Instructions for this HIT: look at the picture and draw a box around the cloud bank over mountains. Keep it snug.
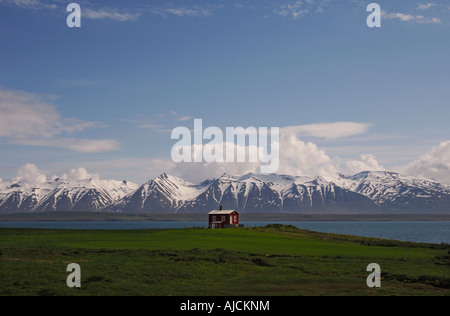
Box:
[4,137,450,187]
[401,141,450,185]
[1,87,448,185]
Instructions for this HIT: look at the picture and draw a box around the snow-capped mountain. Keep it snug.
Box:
[0,177,138,213]
[1,171,450,214]
[105,171,450,214]
[333,171,450,213]
[106,173,210,213]
[168,173,380,213]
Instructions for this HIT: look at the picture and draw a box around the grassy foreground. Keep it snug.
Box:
[0,225,449,296]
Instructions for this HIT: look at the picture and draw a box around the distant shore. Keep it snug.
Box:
[0,212,450,222]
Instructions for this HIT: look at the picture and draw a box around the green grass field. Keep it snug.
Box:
[0,225,449,296]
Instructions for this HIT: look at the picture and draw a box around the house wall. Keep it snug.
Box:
[230,212,239,225]
[209,212,239,228]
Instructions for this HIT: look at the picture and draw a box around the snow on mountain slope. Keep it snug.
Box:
[2,171,450,214]
[0,177,138,213]
[334,171,450,213]
[0,181,55,213]
[107,172,381,214]
[106,173,210,213]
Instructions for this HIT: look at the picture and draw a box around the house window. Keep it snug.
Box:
[234,215,237,223]
[213,216,216,221]
[221,216,225,221]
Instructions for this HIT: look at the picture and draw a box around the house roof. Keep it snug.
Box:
[209,210,238,215]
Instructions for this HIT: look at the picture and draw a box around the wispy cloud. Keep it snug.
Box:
[137,124,164,129]
[13,137,120,153]
[417,3,437,11]
[0,0,57,10]
[0,87,119,153]
[274,1,309,19]
[165,7,211,17]
[273,0,333,19]
[149,4,224,18]
[0,0,142,22]
[83,8,141,22]
[0,0,225,22]
[282,122,371,140]
[176,116,192,122]
[382,10,441,24]
[122,111,193,133]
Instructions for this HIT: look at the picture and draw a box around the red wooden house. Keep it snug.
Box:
[208,207,239,229]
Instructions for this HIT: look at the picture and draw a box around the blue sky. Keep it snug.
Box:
[1,0,450,184]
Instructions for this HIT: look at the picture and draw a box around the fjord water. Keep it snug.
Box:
[0,220,448,244]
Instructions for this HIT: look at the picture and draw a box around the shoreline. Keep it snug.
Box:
[1,212,450,222]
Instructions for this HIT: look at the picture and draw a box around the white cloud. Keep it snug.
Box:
[0,0,141,22]
[277,130,338,177]
[0,0,57,10]
[137,124,164,130]
[123,112,195,133]
[43,138,450,186]
[273,0,334,19]
[57,138,120,153]
[0,87,119,153]
[401,141,450,184]
[0,88,63,139]
[282,122,370,140]
[165,7,211,17]
[13,163,47,185]
[61,167,98,181]
[275,1,309,19]
[150,4,224,18]
[176,116,192,122]
[132,138,450,185]
[165,122,373,182]
[382,10,441,24]
[345,154,385,175]
[65,157,177,184]
[0,88,87,138]
[169,126,338,181]
[83,8,141,22]
[10,138,120,153]
[168,141,260,182]
[417,3,437,10]
[173,161,258,183]
[11,164,101,184]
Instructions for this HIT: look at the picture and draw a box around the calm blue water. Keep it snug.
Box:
[0,220,449,244]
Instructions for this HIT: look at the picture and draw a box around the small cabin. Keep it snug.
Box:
[208,207,239,229]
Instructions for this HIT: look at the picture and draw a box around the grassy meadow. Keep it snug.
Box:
[0,224,449,296]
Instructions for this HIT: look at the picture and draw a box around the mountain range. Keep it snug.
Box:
[1,171,450,214]
[0,177,138,213]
